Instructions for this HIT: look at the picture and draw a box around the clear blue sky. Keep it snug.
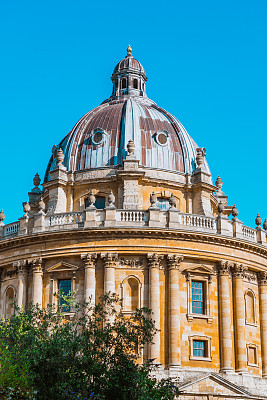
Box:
[0,0,266,227]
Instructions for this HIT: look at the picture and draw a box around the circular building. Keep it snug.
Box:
[1,46,267,399]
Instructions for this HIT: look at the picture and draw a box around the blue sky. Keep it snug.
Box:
[0,0,266,226]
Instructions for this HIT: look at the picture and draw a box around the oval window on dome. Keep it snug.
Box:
[91,129,106,145]
[155,130,169,146]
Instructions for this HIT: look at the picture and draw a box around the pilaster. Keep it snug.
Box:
[13,260,27,308]
[258,271,267,377]
[81,253,97,305]
[101,253,118,294]
[147,253,163,364]
[31,258,43,306]
[233,263,248,374]
[218,260,235,373]
[167,254,183,370]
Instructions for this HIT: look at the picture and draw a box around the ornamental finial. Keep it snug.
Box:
[127,44,132,57]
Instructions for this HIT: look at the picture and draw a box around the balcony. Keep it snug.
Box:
[0,208,265,246]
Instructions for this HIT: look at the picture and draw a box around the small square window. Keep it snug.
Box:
[192,281,204,314]
[58,279,71,311]
[193,340,206,357]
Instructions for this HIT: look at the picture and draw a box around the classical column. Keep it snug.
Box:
[14,261,27,308]
[233,263,247,374]
[81,253,97,306]
[32,258,43,306]
[218,261,234,373]
[147,253,163,363]
[258,272,267,377]
[167,254,183,369]
[101,253,118,294]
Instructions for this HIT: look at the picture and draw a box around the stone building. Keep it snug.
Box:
[1,45,267,399]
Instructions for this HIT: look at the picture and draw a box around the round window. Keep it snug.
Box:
[91,129,106,145]
[155,130,169,146]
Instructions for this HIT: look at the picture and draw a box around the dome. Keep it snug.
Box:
[45,47,211,182]
[113,45,146,76]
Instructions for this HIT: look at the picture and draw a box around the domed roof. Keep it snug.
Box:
[113,45,145,76]
[44,47,211,182]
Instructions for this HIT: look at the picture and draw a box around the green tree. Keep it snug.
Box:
[0,293,179,400]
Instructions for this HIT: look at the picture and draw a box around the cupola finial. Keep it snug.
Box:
[127,44,132,57]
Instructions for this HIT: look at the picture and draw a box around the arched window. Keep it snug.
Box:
[245,289,256,324]
[133,79,138,89]
[121,276,141,312]
[121,78,127,89]
[5,286,16,319]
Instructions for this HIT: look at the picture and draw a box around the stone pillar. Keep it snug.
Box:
[233,264,247,374]
[81,253,97,306]
[167,254,183,369]
[147,253,163,363]
[14,260,27,308]
[218,261,234,373]
[32,258,43,306]
[258,272,267,377]
[101,253,118,295]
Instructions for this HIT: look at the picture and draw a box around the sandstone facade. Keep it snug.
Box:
[1,47,267,399]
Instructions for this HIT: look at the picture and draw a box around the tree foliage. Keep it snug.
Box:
[0,293,179,400]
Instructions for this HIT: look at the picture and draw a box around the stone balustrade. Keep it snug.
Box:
[0,209,265,245]
[3,221,20,237]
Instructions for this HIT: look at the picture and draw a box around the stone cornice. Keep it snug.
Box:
[1,227,267,265]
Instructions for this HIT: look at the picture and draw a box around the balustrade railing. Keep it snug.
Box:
[0,209,265,246]
[46,212,83,227]
[179,213,216,230]
[117,210,147,223]
[242,225,257,241]
[3,221,20,237]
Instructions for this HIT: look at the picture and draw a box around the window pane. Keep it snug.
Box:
[95,196,105,209]
[193,340,205,357]
[58,279,71,311]
[156,198,170,210]
[192,281,204,314]
[85,196,106,209]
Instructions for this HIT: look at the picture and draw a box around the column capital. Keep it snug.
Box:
[147,253,163,269]
[232,263,247,278]
[258,271,267,286]
[218,260,232,276]
[101,252,118,267]
[13,260,27,275]
[31,258,43,274]
[167,254,183,270]
[81,253,97,269]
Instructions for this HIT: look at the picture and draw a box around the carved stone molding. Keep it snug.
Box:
[119,257,144,269]
[101,252,118,268]
[243,270,257,283]
[3,268,17,279]
[258,271,267,286]
[13,260,27,275]
[232,263,247,279]
[81,253,97,269]
[167,254,183,270]
[218,260,232,276]
[31,258,43,274]
[147,253,163,269]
